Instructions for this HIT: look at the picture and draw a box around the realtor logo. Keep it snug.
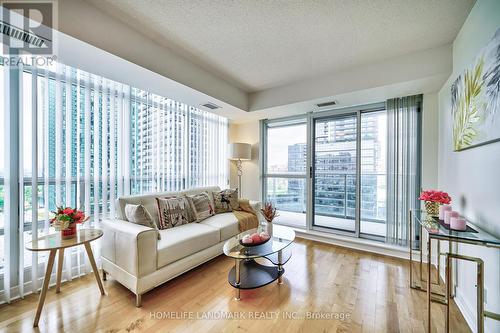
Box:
[0,0,56,55]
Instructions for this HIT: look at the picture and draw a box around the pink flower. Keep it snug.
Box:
[418,190,451,204]
[63,207,75,215]
[73,211,84,222]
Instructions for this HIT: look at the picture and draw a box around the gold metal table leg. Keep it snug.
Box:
[427,237,432,333]
[420,223,424,283]
[445,253,484,333]
[436,240,440,285]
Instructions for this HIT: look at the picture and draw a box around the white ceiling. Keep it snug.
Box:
[88,0,474,93]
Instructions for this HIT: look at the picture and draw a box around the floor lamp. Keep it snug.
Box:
[228,143,251,198]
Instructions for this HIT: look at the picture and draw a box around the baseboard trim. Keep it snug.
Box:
[455,288,477,333]
[294,229,410,259]
[0,263,89,305]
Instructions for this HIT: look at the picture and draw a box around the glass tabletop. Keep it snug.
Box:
[413,210,500,247]
[223,224,295,259]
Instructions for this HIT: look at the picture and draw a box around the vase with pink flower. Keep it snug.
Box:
[50,206,89,239]
[418,190,451,217]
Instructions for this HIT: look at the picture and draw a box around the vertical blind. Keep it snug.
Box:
[0,61,229,303]
[129,90,228,193]
[386,95,422,246]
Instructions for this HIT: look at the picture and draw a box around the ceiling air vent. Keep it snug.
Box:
[202,102,220,110]
[316,100,337,108]
[0,20,48,47]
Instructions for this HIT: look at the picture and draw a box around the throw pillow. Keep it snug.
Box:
[212,188,239,213]
[186,192,215,222]
[124,204,161,240]
[156,197,191,229]
[181,195,197,223]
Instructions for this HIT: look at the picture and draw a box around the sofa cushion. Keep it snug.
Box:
[199,213,239,241]
[157,223,220,268]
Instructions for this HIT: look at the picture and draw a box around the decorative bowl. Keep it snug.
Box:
[239,237,271,247]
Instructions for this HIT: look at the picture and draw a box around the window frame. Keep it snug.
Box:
[261,102,397,242]
[261,116,309,228]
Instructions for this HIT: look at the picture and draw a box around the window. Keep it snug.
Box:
[263,119,307,228]
[360,111,387,237]
[130,93,228,194]
[262,103,419,244]
[0,61,228,301]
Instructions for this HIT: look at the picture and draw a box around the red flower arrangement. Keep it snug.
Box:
[50,206,89,231]
[418,190,451,205]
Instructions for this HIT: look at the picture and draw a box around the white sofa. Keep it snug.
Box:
[101,186,261,306]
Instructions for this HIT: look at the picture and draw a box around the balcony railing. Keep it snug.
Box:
[266,173,386,224]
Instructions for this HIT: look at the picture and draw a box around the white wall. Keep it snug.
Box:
[437,0,500,331]
[228,122,261,201]
[422,93,440,190]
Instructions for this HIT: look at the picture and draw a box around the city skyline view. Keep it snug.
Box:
[265,111,387,237]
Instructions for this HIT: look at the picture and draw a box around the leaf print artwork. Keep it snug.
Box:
[451,28,500,151]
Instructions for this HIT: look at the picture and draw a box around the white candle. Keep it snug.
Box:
[444,210,459,225]
[439,205,452,220]
[450,217,466,231]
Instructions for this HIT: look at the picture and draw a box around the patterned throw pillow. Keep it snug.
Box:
[156,197,192,229]
[182,195,198,222]
[124,204,161,239]
[212,189,239,213]
[186,192,215,222]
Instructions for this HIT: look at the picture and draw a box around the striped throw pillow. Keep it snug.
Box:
[186,192,215,222]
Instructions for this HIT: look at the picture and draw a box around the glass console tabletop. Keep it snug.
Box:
[413,210,500,247]
[223,224,295,259]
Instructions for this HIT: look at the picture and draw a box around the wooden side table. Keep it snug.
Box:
[25,229,105,327]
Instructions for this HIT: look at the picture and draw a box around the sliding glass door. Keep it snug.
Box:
[262,99,421,244]
[262,105,389,240]
[311,110,387,238]
[263,118,307,228]
[360,111,387,238]
[312,113,358,233]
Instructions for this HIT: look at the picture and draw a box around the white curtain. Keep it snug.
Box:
[386,95,422,246]
[0,61,229,303]
[0,63,129,303]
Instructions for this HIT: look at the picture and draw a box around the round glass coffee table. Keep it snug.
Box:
[223,224,295,300]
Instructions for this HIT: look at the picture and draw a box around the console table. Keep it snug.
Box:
[409,209,500,333]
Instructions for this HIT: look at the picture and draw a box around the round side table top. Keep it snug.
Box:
[25,229,103,252]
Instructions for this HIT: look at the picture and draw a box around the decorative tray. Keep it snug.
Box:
[433,217,477,233]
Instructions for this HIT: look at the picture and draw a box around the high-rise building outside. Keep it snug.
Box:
[272,114,386,223]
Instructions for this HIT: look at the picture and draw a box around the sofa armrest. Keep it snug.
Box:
[101,219,157,277]
[248,200,261,213]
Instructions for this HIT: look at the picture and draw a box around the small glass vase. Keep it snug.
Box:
[424,201,440,217]
[61,223,77,239]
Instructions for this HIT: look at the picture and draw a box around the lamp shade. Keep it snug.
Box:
[228,143,251,160]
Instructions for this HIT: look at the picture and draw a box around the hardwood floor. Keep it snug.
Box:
[0,239,470,333]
